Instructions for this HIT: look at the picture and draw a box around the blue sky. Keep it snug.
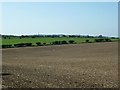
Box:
[1,2,118,37]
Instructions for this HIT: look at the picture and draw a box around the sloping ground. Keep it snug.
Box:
[2,42,118,88]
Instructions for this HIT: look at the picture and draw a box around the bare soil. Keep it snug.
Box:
[2,42,118,88]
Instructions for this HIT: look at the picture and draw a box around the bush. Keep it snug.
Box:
[95,39,104,42]
[61,40,68,44]
[86,39,89,43]
[14,43,25,47]
[105,39,112,42]
[68,40,75,44]
[52,40,68,45]
[2,45,12,48]
[43,42,46,45]
[31,36,35,38]
[52,41,61,45]
[36,42,42,46]
[14,43,32,47]
[95,39,99,42]
[95,38,112,42]
[26,43,32,46]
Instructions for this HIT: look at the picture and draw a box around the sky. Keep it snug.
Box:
[1,2,118,37]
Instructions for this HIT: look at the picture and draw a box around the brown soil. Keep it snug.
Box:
[2,42,118,88]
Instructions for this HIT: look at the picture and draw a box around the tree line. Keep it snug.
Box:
[1,34,118,39]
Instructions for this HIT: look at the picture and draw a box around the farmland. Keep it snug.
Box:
[1,36,119,47]
[2,42,118,88]
[1,37,96,45]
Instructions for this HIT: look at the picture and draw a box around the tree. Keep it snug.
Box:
[86,39,89,43]
[61,41,68,44]
[98,35,103,38]
[43,42,46,45]
[36,42,42,46]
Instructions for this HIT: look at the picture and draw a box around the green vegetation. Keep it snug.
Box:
[1,37,96,45]
[2,37,118,45]
[0,35,119,48]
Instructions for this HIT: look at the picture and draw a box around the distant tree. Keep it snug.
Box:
[21,35,25,38]
[62,35,67,37]
[111,37,115,39]
[86,35,90,38]
[86,39,89,43]
[98,35,103,38]
[3,36,6,39]
[19,37,22,39]
[31,36,35,38]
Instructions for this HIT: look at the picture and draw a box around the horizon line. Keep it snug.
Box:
[0,33,118,37]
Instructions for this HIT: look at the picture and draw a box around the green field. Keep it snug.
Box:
[1,37,119,46]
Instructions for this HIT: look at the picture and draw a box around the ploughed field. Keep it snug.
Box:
[2,42,118,88]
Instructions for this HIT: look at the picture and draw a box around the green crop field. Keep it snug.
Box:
[1,37,119,46]
[1,37,95,45]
